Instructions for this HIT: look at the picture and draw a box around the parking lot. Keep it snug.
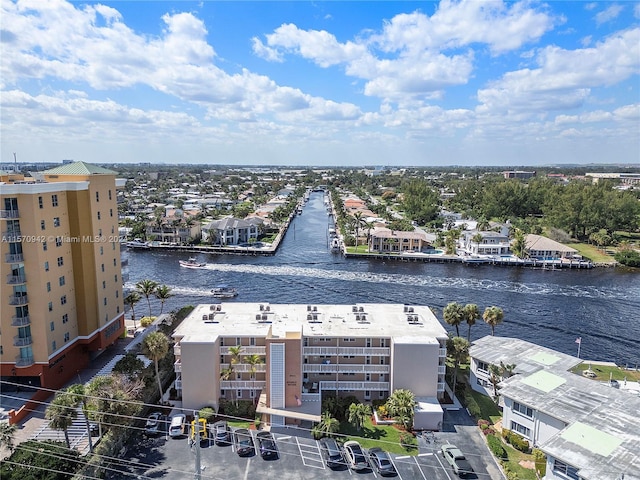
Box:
[107,410,503,480]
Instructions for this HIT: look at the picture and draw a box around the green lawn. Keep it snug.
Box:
[468,389,501,424]
[227,420,252,429]
[566,242,615,263]
[335,418,418,455]
[570,362,640,382]
[502,443,538,480]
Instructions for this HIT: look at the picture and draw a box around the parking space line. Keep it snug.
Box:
[413,456,428,480]
[389,455,403,480]
[275,435,291,441]
[294,436,325,469]
[434,449,453,480]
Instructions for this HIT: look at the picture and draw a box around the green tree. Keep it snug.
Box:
[244,353,263,402]
[347,403,372,432]
[314,411,340,439]
[112,352,145,378]
[351,212,366,252]
[386,389,416,431]
[488,364,502,399]
[85,375,144,429]
[142,331,170,402]
[462,303,480,342]
[65,383,94,453]
[444,228,461,255]
[483,306,504,336]
[471,233,483,254]
[45,392,77,448]
[124,291,141,330]
[154,284,173,316]
[0,440,81,480]
[511,228,528,259]
[0,422,17,452]
[443,302,464,337]
[449,337,470,396]
[136,279,159,319]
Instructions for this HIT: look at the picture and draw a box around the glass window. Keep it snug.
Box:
[52,341,56,351]
[44,261,49,271]
[46,282,51,292]
[53,217,60,227]
[102,281,106,289]
[110,208,113,217]
[38,196,43,209]
[513,401,534,418]
[55,237,62,247]
[97,211,101,220]
[103,297,107,305]
[51,195,58,207]
[50,321,55,331]
[100,246,103,255]
[553,460,579,480]
[43,241,47,251]
[96,191,99,202]
[59,276,65,286]
[101,264,105,272]
[62,314,68,324]
[64,332,70,342]
[57,256,63,267]
[40,220,45,230]
[48,302,53,312]
[108,190,112,200]
[510,421,531,438]
[61,295,67,305]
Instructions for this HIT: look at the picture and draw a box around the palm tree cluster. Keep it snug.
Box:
[385,389,416,431]
[444,302,504,339]
[124,279,173,329]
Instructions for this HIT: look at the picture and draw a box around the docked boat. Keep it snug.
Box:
[211,284,238,298]
[330,237,341,253]
[126,239,150,250]
[179,258,206,269]
[462,255,492,264]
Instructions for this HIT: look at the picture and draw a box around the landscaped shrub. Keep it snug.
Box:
[487,434,507,460]
[464,392,481,418]
[503,430,530,453]
[533,448,547,477]
[218,399,256,420]
[615,250,640,267]
[198,407,216,422]
[377,405,389,418]
[140,316,154,327]
[477,419,490,429]
[399,432,417,451]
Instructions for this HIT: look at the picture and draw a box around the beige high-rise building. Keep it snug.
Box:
[1,162,125,395]
[173,303,448,429]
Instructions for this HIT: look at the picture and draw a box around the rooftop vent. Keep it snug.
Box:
[307,314,313,320]
[352,305,358,313]
[313,306,317,312]
[256,314,262,320]
[408,306,414,313]
[260,304,264,311]
[359,306,364,312]
[210,305,216,311]
[307,305,312,311]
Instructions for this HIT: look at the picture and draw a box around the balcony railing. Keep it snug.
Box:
[303,364,390,374]
[439,348,447,357]
[220,346,266,355]
[438,365,446,375]
[2,231,22,242]
[7,274,26,284]
[220,363,266,373]
[301,392,321,402]
[319,381,389,391]
[9,295,28,305]
[437,382,446,392]
[13,335,33,347]
[175,379,182,390]
[174,361,181,373]
[303,346,390,356]
[5,253,24,263]
[173,344,181,356]
[220,380,266,390]
[15,356,35,367]
[0,210,20,219]
[11,315,30,326]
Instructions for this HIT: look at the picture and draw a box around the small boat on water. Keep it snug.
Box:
[211,284,238,298]
[330,237,341,253]
[179,258,206,269]
[126,239,150,250]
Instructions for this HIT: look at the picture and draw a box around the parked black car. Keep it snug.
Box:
[233,428,255,457]
[319,438,344,469]
[256,431,278,459]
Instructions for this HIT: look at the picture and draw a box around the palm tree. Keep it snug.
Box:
[0,423,17,452]
[471,233,483,255]
[477,218,491,232]
[352,212,365,252]
[488,364,502,399]
[449,337,470,396]
[136,279,159,320]
[66,384,94,452]
[443,302,464,337]
[154,284,173,316]
[45,392,77,448]
[385,389,416,430]
[463,304,480,342]
[500,361,516,378]
[220,366,235,405]
[244,353,263,402]
[142,331,170,401]
[347,403,371,432]
[483,306,504,336]
[444,228,461,255]
[124,291,141,330]
[315,411,340,438]
[363,220,375,252]
[511,228,528,259]
[228,345,243,405]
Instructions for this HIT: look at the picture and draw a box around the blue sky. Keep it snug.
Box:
[1,0,639,166]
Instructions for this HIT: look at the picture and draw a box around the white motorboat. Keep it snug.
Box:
[211,284,238,298]
[179,258,206,269]
[126,239,150,250]
[330,238,341,253]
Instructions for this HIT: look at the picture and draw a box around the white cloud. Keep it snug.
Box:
[595,4,624,26]
[613,103,640,120]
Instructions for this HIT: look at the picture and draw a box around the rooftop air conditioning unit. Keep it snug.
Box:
[210,305,215,311]
[209,313,214,320]
[216,304,222,311]
[313,306,317,312]
[256,314,262,320]
[307,314,313,321]
[404,306,409,312]
[352,306,358,312]
[202,315,208,321]
[359,306,364,312]
[312,314,318,321]
[266,305,270,312]
[262,314,268,320]
[307,305,312,311]
[260,304,264,311]
[408,307,414,313]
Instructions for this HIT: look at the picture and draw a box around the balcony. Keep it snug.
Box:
[438,365,446,375]
[220,363,266,373]
[439,348,447,357]
[303,364,390,374]
[319,381,389,391]
[0,209,20,219]
[303,346,390,356]
[220,380,266,390]
[7,274,26,284]
[2,230,22,242]
[15,356,35,367]
[13,335,33,347]
[173,344,181,356]
[11,315,30,326]
[9,294,28,305]
[437,382,446,392]
[301,392,321,402]
[174,361,181,373]
[175,379,182,390]
[5,253,24,263]
[220,346,265,355]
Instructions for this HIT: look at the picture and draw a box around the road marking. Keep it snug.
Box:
[417,453,433,457]
[435,449,454,480]
[395,455,410,459]
[276,435,291,441]
[389,455,403,480]
[294,436,324,469]
[242,456,251,480]
[413,456,428,480]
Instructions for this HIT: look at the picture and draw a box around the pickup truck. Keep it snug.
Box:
[441,444,474,477]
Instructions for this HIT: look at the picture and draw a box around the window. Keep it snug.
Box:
[102,281,106,289]
[103,297,107,306]
[250,337,255,346]
[552,460,579,480]
[62,314,68,324]
[236,389,242,399]
[52,341,56,351]
[249,390,255,399]
[41,220,45,230]
[114,274,118,283]
[96,191,100,202]
[108,190,112,200]
[510,421,531,438]
[365,373,371,381]
[220,389,225,396]
[64,332,70,342]
[379,391,385,398]
[59,276,65,286]
[51,194,58,207]
[115,290,119,298]
[46,282,51,292]
[100,246,103,255]
[57,256,63,267]
[38,196,43,209]
[113,258,117,266]
[48,301,53,312]
[55,237,62,247]
[44,261,49,271]
[110,208,113,217]
[513,401,534,418]
[477,360,489,371]
[97,211,101,220]
[101,264,105,272]
[43,241,47,251]
[53,217,60,227]
[50,321,55,331]
[61,295,67,305]
[98,228,102,236]
[343,338,356,342]
[236,337,241,345]
[364,390,371,400]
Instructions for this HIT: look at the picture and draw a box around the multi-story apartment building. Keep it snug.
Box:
[173,303,448,428]
[470,336,640,480]
[1,162,125,392]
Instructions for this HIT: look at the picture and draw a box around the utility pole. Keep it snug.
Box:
[194,411,201,480]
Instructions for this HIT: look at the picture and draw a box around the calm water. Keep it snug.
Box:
[124,192,640,367]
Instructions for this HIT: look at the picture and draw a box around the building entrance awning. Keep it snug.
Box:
[256,394,321,422]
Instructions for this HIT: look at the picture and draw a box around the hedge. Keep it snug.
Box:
[487,434,508,460]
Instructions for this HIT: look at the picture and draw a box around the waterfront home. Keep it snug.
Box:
[460,230,511,256]
[525,234,579,260]
[469,336,640,480]
[368,227,432,253]
[202,216,263,246]
[146,218,202,244]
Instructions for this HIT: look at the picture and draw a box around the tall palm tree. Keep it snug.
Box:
[315,411,340,439]
[136,279,159,320]
[363,220,375,252]
[124,291,141,330]
[352,212,365,252]
[228,345,243,405]
[154,284,173,316]
[0,423,17,452]
[244,353,263,402]
[386,389,416,430]
[444,228,461,255]
[483,306,504,336]
[142,331,170,401]
[66,384,94,452]
[45,392,77,448]
[488,364,502,399]
[347,403,371,432]
[511,228,528,259]
[443,302,464,337]
[471,233,483,255]
[500,361,516,378]
[220,366,235,406]
[449,337,470,396]
[463,304,480,342]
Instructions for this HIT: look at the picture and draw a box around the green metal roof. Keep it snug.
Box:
[560,421,622,457]
[521,370,566,393]
[530,351,561,366]
[43,162,116,175]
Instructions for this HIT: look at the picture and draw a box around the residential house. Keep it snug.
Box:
[202,217,263,245]
[525,234,579,260]
[460,230,511,256]
[368,228,432,253]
